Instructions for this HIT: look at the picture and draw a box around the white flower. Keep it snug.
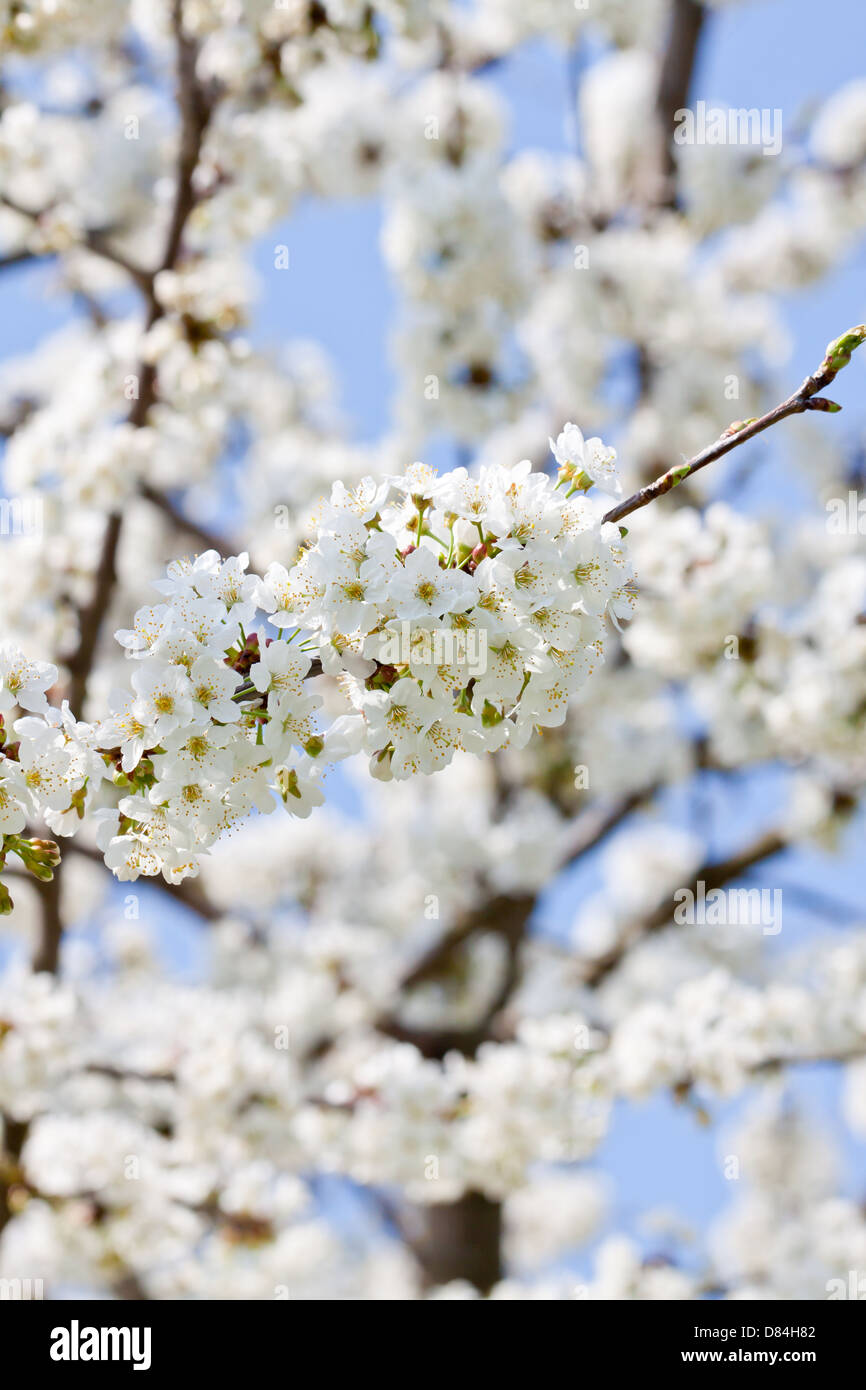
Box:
[184,551,259,629]
[559,526,630,617]
[12,718,76,815]
[0,762,28,833]
[259,555,325,628]
[96,692,150,775]
[151,725,235,784]
[262,688,321,760]
[551,422,622,499]
[188,655,243,724]
[483,459,556,540]
[0,439,630,887]
[131,662,195,743]
[324,476,390,525]
[114,605,169,659]
[275,750,326,818]
[149,775,225,834]
[372,546,475,621]
[360,677,438,779]
[250,640,311,701]
[0,643,58,714]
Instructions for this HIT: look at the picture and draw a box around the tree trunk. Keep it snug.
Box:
[411,1192,502,1293]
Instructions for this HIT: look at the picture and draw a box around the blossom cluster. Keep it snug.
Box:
[0,434,631,889]
[0,646,102,909]
[261,425,632,777]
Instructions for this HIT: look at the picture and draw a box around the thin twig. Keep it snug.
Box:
[603,326,866,525]
[0,192,151,289]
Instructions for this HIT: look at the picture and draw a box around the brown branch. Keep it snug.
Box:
[395,786,657,996]
[398,892,534,995]
[65,0,217,716]
[85,1062,175,1084]
[558,786,659,867]
[157,875,224,922]
[140,483,234,555]
[0,193,151,290]
[0,1114,29,1240]
[669,1044,866,1111]
[579,828,788,987]
[750,1045,866,1074]
[383,908,529,1061]
[603,326,866,526]
[0,247,39,272]
[381,786,663,1059]
[65,510,123,717]
[113,1272,151,1300]
[83,230,152,292]
[654,0,708,207]
[31,873,64,974]
[41,1,217,975]
[160,0,214,277]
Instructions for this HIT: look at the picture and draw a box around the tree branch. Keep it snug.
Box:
[31,873,64,974]
[603,326,866,525]
[139,483,234,555]
[654,0,708,207]
[579,828,788,987]
[65,0,217,715]
[0,193,151,290]
[66,510,123,717]
[558,787,659,867]
[0,247,40,273]
[43,0,217,975]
